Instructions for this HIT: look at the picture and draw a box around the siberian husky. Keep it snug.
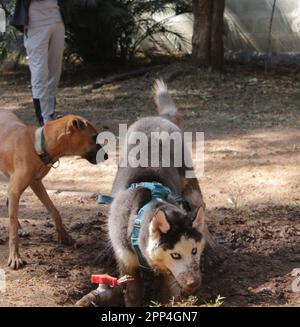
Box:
[108,80,213,306]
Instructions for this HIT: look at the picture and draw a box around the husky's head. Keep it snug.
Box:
[145,203,206,294]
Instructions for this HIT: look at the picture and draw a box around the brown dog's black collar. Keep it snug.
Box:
[34,127,57,166]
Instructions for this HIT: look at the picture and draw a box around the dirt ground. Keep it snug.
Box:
[0,62,299,307]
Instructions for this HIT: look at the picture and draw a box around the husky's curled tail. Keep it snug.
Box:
[153,79,182,127]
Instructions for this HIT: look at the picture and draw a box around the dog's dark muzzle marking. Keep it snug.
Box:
[84,144,108,164]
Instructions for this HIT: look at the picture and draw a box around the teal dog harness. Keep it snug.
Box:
[97,182,183,269]
[129,182,172,268]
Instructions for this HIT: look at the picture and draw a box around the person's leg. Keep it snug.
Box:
[24,26,51,126]
[47,22,65,120]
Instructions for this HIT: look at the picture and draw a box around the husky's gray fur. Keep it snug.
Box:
[108,80,210,306]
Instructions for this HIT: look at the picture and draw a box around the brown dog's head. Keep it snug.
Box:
[52,115,108,164]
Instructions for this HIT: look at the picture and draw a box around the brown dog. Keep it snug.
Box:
[0,110,107,269]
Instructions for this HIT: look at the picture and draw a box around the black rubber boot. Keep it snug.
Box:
[33,98,44,126]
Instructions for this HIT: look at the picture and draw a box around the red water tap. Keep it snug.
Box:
[91,274,133,287]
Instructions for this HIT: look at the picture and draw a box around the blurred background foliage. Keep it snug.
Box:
[0,0,191,67]
[0,0,25,68]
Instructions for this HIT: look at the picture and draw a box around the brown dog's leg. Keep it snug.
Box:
[7,175,29,269]
[30,180,74,245]
[6,198,21,230]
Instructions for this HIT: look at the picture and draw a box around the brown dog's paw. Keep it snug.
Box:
[7,253,26,270]
[57,229,74,246]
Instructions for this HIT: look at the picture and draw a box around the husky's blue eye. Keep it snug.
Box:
[171,253,181,260]
[192,248,197,255]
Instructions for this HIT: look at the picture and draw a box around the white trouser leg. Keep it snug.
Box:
[24,23,65,124]
[25,25,50,124]
[47,22,65,121]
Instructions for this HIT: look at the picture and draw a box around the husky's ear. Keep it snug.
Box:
[150,210,170,234]
[192,207,205,232]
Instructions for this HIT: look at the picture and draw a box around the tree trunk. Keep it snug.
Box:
[192,0,225,71]
[192,0,212,67]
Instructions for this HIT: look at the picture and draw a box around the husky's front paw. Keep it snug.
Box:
[124,282,144,307]
[124,294,143,307]
[8,251,26,270]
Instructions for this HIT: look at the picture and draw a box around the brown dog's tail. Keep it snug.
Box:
[153,79,182,127]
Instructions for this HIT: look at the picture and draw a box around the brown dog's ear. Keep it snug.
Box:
[66,118,88,134]
[150,210,170,235]
[192,207,205,232]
